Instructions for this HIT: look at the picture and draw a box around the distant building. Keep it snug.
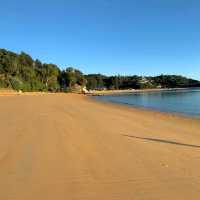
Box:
[139,77,149,84]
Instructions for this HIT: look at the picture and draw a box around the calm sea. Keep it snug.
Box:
[94,89,200,118]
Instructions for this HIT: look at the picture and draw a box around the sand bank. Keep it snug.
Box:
[0,93,200,200]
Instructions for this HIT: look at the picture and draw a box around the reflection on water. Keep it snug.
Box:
[94,89,200,117]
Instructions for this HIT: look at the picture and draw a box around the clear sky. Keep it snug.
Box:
[0,0,200,80]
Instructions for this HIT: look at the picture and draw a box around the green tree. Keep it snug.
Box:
[60,67,86,89]
[41,64,60,90]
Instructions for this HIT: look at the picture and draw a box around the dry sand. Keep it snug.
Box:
[0,93,200,200]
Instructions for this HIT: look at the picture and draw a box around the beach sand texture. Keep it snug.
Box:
[0,93,200,200]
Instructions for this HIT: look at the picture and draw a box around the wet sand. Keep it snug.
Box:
[0,93,200,200]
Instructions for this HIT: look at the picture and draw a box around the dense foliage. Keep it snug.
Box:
[0,49,199,92]
[0,49,60,91]
[0,49,85,92]
[85,74,200,90]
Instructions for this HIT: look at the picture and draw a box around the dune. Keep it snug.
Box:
[0,93,200,200]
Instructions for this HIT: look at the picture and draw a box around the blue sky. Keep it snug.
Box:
[0,0,200,80]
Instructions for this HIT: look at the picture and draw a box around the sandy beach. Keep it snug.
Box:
[0,93,200,200]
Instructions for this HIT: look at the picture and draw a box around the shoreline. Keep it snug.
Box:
[88,90,200,120]
[86,87,191,96]
[87,94,200,122]
[1,90,199,120]
[0,87,199,97]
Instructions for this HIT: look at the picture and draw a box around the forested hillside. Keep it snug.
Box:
[0,49,199,92]
[0,49,85,91]
[85,74,200,90]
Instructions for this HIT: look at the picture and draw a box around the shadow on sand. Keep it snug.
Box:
[122,134,200,149]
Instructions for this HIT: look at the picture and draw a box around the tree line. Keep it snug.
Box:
[0,48,199,92]
[86,74,200,90]
[0,49,85,92]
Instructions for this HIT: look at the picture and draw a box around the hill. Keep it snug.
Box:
[0,48,199,92]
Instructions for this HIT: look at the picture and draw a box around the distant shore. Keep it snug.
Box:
[86,87,189,96]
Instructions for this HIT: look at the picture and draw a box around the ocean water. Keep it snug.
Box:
[94,89,200,118]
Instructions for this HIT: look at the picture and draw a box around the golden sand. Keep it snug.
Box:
[0,93,200,199]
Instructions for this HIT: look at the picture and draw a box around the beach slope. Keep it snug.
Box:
[0,93,200,200]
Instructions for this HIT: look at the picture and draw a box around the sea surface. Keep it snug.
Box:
[93,88,200,118]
